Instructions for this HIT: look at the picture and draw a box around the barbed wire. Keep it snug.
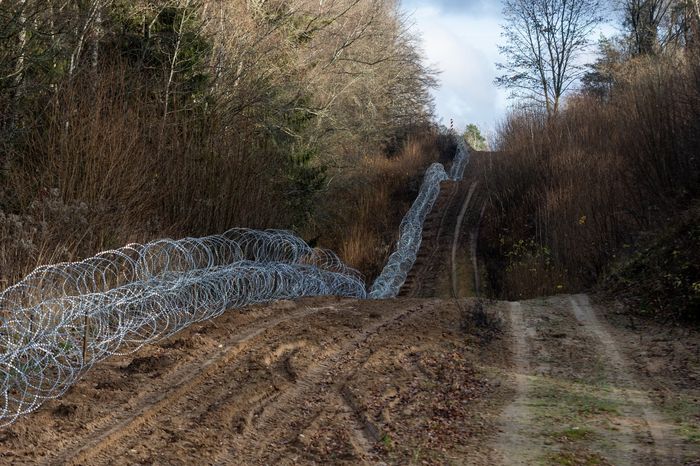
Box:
[368,163,448,298]
[0,135,468,427]
[369,134,471,298]
[449,137,471,181]
[0,229,366,427]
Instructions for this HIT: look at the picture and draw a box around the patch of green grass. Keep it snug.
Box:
[550,426,595,442]
[546,450,610,466]
[411,447,422,462]
[662,397,700,444]
[527,377,621,464]
[381,433,394,449]
[678,424,700,444]
[530,379,621,421]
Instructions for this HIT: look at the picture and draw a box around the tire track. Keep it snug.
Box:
[339,386,383,455]
[402,181,459,297]
[495,296,692,465]
[569,294,683,465]
[450,181,478,298]
[52,304,330,466]
[219,302,430,464]
[401,164,483,301]
[470,203,486,297]
[494,301,539,465]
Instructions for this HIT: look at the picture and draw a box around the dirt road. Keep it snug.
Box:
[495,295,699,465]
[400,159,485,299]
[1,156,698,465]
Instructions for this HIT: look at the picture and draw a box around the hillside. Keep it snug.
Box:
[1,0,699,463]
[1,158,698,465]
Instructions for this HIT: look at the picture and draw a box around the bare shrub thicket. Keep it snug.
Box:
[480,54,700,301]
[316,130,454,280]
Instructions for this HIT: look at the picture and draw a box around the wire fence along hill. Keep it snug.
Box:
[0,135,470,427]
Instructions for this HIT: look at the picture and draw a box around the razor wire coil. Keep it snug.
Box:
[0,229,366,427]
[0,135,468,427]
[369,134,470,298]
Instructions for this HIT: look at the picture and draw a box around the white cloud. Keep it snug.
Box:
[401,1,614,135]
[401,1,508,134]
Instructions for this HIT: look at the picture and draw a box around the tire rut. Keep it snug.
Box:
[494,302,540,465]
[470,203,486,297]
[450,181,478,298]
[219,301,430,464]
[495,295,692,465]
[401,162,484,301]
[52,304,330,466]
[569,294,684,465]
[402,181,459,297]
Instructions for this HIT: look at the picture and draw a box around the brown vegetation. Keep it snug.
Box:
[316,131,456,280]
[479,53,700,319]
[0,0,437,288]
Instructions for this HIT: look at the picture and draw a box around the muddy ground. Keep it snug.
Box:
[0,297,510,465]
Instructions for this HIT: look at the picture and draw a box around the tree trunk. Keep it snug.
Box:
[91,5,102,75]
[10,0,28,129]
[691,0,700,50]
[163,0,192,125]
[69,0,102,79]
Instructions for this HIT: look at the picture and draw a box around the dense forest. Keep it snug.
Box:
[0,0,446,288]
[482,0,700,319]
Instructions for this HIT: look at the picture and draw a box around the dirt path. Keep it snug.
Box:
[400,180,460,298]
[57,303,333,465]
[3,287,693,466]
[470,203,486,297]
[569,294,683,463]
[494,295,698,465]
[493,302,542,464]
[450,181,478,298]
[401,162,485,300]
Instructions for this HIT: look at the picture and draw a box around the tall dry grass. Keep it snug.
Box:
[0,65,301,287]
[480,54,700,300]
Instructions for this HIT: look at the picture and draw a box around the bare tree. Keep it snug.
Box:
[679,0,700,47]
[691,0,700,46]
[623,0,672,54]
[162,0,194,123]
[496,0,603,115]
[68,0,108,79]
[10,0,28,128]
[619,0,700,53]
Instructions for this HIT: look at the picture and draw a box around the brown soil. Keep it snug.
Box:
[400,158,486,300]
[0,297,510,465]
[494,295,700,465]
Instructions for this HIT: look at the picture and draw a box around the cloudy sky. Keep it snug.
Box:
[400,0,508,135]
[399,0,618,136]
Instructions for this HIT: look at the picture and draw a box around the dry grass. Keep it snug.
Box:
[480,54,700,300]
[315,131,451,281]
[0,65,307,287]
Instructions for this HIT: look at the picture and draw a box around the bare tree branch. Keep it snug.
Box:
[496,0,603,115]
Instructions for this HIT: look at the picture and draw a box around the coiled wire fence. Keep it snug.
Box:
[0,135,469,427]
[0,230,366,427]
[369,136,470,298]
